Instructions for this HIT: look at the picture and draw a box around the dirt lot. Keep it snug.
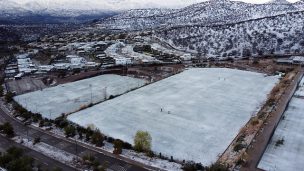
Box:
[5,77,46,95]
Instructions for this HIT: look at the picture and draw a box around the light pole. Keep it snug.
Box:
[75,137,78,157]
[89,84,93,104]
[49,110,52,120]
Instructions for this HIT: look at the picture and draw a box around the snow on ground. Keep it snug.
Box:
[68,68,278,165]
[43,123,182,171]
[121,44,158,63]
[121,149,182,171]
[258,85,304,171]
[13,136,78,166]
[14,74,146,119]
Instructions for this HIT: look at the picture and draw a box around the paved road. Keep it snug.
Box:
[0,135,75,171]
[0,102,152,171]
[241,69,304,171]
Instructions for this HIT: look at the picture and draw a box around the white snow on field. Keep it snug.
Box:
[68,68,278,165]
[258,86,304,171]
[14,74,146,119]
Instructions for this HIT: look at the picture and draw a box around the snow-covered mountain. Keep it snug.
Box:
[154,10,304,58]
[0,0,203,16]
[99,0,303,30]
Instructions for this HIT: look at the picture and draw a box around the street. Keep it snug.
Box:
[0,101,152,171]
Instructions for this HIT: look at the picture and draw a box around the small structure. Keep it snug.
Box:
[292,56,304,65]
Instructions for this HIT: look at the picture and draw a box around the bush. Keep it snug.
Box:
[134,130,152,152]
[33,137,41,145]
[233,142,246,152]
[182,161,203,171]
[64,125,76,138]
[31,114,42,123]
[91,129,104,147]
[54,116,68,128]
[206,162,229,171]
[106,137,115,143]
[122,142,133,150]
[0,147,34,171]
[146,150,154,158]
[113,139,123,154]
[39,120,44,127]
[0,86,3,97]
[251,117,259,126]
[275,138,284,147]
[5,91,14,103]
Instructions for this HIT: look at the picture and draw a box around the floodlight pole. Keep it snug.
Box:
[90,84,93,104]
[75,137,78,157]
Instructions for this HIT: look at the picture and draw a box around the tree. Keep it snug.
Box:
[134,130,152,152]
[0,146,34,171]
[91,129,104,147]
[113,139,123,154]
[5,91,14,103]
[0,86,3,97]
[85,127,94,141]
[0,122,14,137]
[64,125,76,138]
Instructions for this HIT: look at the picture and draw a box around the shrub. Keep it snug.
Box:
[0,122,14,137]
[146,150,155,158]
[106,137,115,143]
[234,142,246,152]
[0,86,3,97]
[39,120,45,127]
[206,162,229,171]
[33,137,41,145]
[122,142,133,150]
[91,129,104,147]
[182,161,203,171]
[113,139,123,154]
[54,116,68,128]
[64,125,76,137]
[0,147,34,171]
[275,138,284,147]
[251,117,259,126]
[5,91,14,103]
[85,127,94,141]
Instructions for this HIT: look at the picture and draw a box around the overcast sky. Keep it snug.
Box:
[4,0,301,10]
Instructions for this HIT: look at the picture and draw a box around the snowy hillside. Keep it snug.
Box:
[155,10,304,57]
[99,0,303,30]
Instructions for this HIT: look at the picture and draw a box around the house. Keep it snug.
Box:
[14,72,24,80]
[114,57,132,65]
[181,54,193,61]
[54,63,70,70]
[39,65,55,72]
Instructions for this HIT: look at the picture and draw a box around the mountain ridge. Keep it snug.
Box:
[98,0,303,30]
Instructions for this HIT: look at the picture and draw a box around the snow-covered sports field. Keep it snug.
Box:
[68,68,278,165]
[258,77,304,171]
[14,74,146,119]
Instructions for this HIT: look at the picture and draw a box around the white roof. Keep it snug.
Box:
[292,56,304,62]
[66,55,79,58]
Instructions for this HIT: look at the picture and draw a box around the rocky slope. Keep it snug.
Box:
[99,0,303,30]
[155,10,304,58]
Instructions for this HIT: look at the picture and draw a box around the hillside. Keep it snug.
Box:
[154,10,304,58]
[99,0,303,31]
